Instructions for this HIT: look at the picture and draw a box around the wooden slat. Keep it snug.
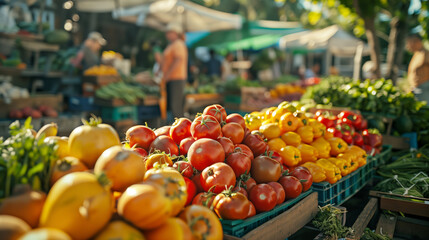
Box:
[379,196,429,218]
[395,216,429,239]
[237,192,318,240]
[352,198,378,239]
[376,214,396,238]
[369,190,429,202]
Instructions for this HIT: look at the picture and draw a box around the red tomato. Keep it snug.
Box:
[225,151,251,177]
[203,104,227,124]
[243,133,268,157]
[149,135,179,156]
[222,122,245,144]
[212,192,251,220]
[173,160,194,178]
[188,138,225,171]
[233,185,248,198]
[170,118,192,145]
[268,182,286,205]
[250,155,281,183]
[278,176,302,199]
[247,201,256,218]
[179,137,196,156]
[360,119,368,130]
[237,174,257,194]
[191,115,222,140]
[248,184,277,212]
[192,173,204,193]
[336,120,355,135]
[281,164,290,175]
[270,151,284,165]
[154,126,171,137]
[226,113,246,130]
[200,162,236,194]
[184,177,197,206]
[234,144,254,160]
[289,166,313,192]
[132,147,148,158]
[126,125,156,150]
[217,137,234,156]
[192,192,216,208]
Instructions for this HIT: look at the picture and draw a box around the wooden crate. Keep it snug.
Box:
[369,191,429,218]
[82,75,120,97]
[184,93,223,114]
[224,192,318,240]
[0,94,63,118]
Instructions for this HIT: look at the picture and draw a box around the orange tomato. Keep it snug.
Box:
[179,205,223,240]
[144,166,186,187]
[145,218,192,240]
[118,183,172,230]
[145,153,172,170]
[94,220,145,240]
[50,157,88,186]
[94,146,146,192]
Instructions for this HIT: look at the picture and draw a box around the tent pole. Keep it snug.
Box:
[325,50,331,76]
[353,42,364,80]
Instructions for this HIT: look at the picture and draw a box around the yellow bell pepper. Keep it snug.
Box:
[323,129,334,140]
[271,107,290,123]
[345,146,368,167]
[301,162,326,183]
[281,132,301,147]
[327,157,350,177]
[327,137,347,156]
[267,138,287,152]
[297,143,319,163]
[293,111,309,128]
[264,107,277,120]
[309,119,326,138]
[280,146,302,167]
[338,152,359,173]
[296,126,314,144]
[311,137,331,159]
[279,112,300,132]
[316,159,342,184]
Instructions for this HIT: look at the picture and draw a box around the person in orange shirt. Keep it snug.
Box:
[161,23,188,119]
[406,34,429,103]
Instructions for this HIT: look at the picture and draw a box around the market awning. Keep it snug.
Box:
[278,25,370,56]
[191,20,305,51]
[111,0,242,32]
[75,0,147,13]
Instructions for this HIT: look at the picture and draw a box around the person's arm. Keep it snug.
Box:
[70,50,84,67]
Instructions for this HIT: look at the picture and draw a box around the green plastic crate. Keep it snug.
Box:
[101,105,138,122]
[221,189,313,237]
[224,95,242,104]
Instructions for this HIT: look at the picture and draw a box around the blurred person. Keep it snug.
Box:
[304,63,320,79]
[161,22,188,119]
[406,34,429,103]
[221,52,235,81]
[70,32,106,70]
[206,49,221,78]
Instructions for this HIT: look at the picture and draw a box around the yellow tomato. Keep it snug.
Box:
[94,220,145,240]
[244,114,262,131]
[39,172,113,240]
[279,112,300,132]
[45,136,69,159]
[259,123,281,140]
[69,117,121,169]
[179,205,223,240]
[19,228,71,240]
[145,218,192,240]
[267,138,287,152]
[264,107,277,120]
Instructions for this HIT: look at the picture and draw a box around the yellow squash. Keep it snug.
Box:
[39,172,113,240]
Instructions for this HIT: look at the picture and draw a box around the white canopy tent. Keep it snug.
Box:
[75,0,147,13]
[111,0,242,32]
[279,25,370,77]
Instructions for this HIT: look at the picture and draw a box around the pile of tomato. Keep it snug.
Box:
[126,104,313,221]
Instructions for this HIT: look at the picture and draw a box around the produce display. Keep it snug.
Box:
[269,83,306,99]
[243,101,372,184]
[83,65,119,76]
[302,77,429,145]
[374,146,429,198]
[95,82,147,104]
[9,106,58,119]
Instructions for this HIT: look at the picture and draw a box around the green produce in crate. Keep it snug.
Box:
[0,118,58,198]
[312,205,354,239]
[96,81,146,104]
[393,115,413,134]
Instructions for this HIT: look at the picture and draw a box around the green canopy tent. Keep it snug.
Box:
[191,20,305,52]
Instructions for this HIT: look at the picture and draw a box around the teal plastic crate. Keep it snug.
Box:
[221,188,313,238]
[369,145,392,168]
[101,106,138,122]
[312,157,375,206]
[224,95,242,104]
